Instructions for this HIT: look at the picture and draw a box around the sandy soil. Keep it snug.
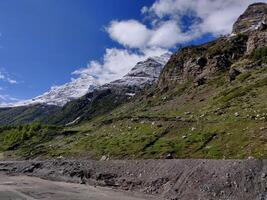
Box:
[0,172,157,200]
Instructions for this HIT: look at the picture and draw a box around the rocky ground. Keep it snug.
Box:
[1,159,267,200]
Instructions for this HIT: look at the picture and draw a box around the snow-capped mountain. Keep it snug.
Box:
[9,75,99,107]
[104,53,171,89]
[2,53,171,108]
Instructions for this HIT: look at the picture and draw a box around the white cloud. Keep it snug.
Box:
[73,47,169,85]
[107,19,200,49]
[144,0,265,35]
[148,20,199,48]
[6,78,17,84]
[0,69,20,105]
[107,0,265,49]
[0,94,20,106]
[73,0,264,90]
[0,70,18,84]
[107,20,152,49]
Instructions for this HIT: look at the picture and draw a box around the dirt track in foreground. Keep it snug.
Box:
[1,159,267,200]
[0,172,157,200]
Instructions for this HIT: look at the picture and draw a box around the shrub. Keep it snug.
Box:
[251,47,267,63]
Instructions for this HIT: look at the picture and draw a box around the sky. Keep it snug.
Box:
[0,0,265,104]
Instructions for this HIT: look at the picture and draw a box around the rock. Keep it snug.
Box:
[229,68,241,81]
[165,153,173,159]
[57,155,64,159]
[199,114,206,118]
[258,20,267,31]
[232,3,267,34]
[100,155,109,161]
[196,57,207,68]
[235,112,240,117]
[213,55,231,71]
[182,135,187,139]
[246,31,267,54]
[261,173,267,179]
[194,77,206,86]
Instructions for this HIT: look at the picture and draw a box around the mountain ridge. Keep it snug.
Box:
[0,53,170,125]
[0,3,266,161]
[2,53,170,108]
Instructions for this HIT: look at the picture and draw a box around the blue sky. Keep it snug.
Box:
[0,0,264,104]
[0,0,155,101]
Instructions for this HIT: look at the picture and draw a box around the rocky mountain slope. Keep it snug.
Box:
[47,53,171,125]
[5,53,170,108]
[0,3,266,161]
[0,54,170,125]
[232,2,267,34]
[105,53,170,89]
[0,53,171,125]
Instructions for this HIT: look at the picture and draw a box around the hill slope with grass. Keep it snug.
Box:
[0,3,267,160]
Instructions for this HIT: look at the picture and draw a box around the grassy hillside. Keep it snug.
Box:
[0,34,266,160]
[0,105,59,126]
[54,64,267,160]
[1,57,266,160]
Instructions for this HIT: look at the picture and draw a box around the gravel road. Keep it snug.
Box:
[0,172,157,200]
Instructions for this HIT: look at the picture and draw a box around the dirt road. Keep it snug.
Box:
[1,160,267,199]
[0,173,157,200]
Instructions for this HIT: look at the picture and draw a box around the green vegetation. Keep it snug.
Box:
[251,46,267,63]
[208,34,248,56]
[0,124,62,159]
[1,56,266,160]
[0,34,266,160]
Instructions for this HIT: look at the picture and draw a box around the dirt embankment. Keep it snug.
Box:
[0,159,267,200]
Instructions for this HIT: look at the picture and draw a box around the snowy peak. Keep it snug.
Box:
[10,75,99,107]
[106,53,171,88]
[127,53,171,78]
[2,53,171,108]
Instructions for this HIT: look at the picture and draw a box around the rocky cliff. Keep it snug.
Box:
[158,3,267,90]
[232,2,267,34]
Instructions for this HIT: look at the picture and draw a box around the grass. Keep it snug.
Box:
[49,72,266,160]
[0,44,267,160]
[0,124,63,159]
[1,64,266,160]
[251,46,267,64]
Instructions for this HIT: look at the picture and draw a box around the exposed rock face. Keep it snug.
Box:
[246,30,267,54]
[158,35,248,88]
[232,2,267,34]
[158,3,267,90]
